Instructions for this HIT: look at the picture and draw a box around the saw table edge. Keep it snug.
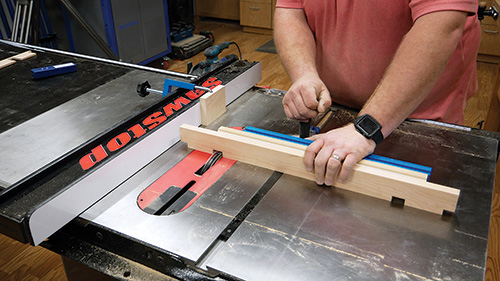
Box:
[180,124,460,215]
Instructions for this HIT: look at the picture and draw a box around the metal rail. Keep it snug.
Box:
[0,39,199,80]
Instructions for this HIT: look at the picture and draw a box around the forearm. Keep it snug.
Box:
[360,11,468,137]
[274,8,318,82]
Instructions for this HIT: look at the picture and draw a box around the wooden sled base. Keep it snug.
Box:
[180,124,460,215]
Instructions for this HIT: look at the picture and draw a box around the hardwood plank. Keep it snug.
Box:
[478,61,500,281]
[469,62,499,129]
[485,157,500,281]
[0,234,65,281]
[483,63,500,131]
[485,193,499,281]
[180,124,460,214]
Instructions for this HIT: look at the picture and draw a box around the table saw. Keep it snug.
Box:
[0,40,499,281]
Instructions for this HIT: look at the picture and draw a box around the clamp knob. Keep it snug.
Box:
[137,81,152,97]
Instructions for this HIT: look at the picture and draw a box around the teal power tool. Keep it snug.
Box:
[204,42,231,64]
[137,78,212,98]
[188,41,242,75]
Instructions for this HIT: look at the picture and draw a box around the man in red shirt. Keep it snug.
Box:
[274,1,481,186]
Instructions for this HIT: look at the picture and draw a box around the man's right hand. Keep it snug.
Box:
[282,75,332,121]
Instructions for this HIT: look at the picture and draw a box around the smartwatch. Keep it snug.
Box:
[354,114,384,145]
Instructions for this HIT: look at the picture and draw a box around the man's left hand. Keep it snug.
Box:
[304,124,376,186]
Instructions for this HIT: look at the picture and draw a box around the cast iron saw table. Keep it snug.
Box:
[0,41,498,281]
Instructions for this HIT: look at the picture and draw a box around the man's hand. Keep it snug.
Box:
[282,75,332,121]
[304,124,376,186]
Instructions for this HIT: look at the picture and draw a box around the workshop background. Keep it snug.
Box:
[0,0,499,280]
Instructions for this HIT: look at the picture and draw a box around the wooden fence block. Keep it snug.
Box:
[0,59,16,70]
[200,85,226,125]
[0,51,37,70]
[10,51,36,61]
[180,124,460,215]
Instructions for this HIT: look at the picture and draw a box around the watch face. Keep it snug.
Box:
[358,115,381,138]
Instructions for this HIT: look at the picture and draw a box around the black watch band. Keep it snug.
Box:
[354,114,384,145]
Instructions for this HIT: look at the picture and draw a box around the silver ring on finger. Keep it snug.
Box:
[331,154,342,162]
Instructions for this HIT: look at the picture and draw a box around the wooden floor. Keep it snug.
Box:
[0,18,499,281]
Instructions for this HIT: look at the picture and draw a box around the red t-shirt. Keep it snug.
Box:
[276,0,481,124]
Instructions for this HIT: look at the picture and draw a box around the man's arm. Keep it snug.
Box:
[361,11,468,136]
[274,7,331,121]
[304,11,469,186]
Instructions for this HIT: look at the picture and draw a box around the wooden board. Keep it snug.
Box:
[10,51,36,61]
[218,127,429,180]
[0,59,16,70]
[200,85,226,125]
[180,124,461,215]
[0,51,36,70]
